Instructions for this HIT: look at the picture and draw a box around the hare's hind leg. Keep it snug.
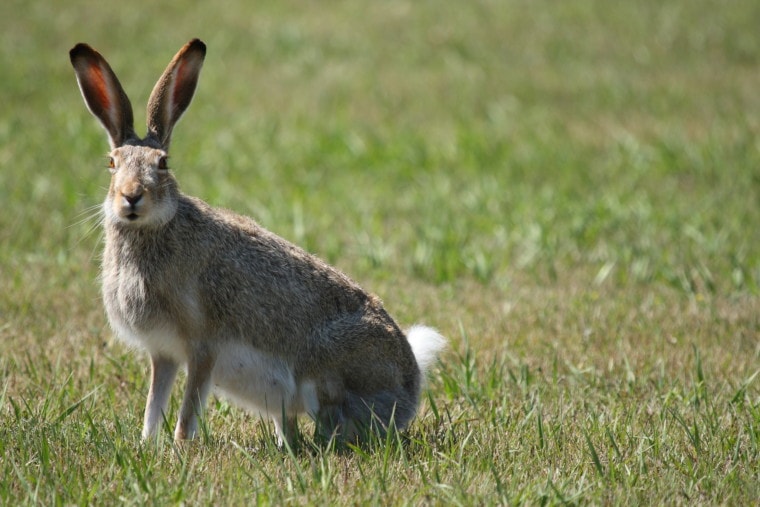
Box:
[340,388,418,443]
[143,355,179,440]
[314,397,380,444]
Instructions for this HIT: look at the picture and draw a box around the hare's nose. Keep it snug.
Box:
[124,192,143,206]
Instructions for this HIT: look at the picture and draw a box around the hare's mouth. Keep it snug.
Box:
[110,198,177,226]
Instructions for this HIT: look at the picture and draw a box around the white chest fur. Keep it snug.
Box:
[103,255,204,359]
[109,315,189,365]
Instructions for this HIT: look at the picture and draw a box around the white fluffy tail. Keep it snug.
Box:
[407,325,446,373]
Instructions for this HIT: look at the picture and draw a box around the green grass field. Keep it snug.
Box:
[1,0,759,504]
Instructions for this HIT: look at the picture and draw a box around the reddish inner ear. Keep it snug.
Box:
[175,59,188,90]
[86,64,111,111]
[172,59,190,108]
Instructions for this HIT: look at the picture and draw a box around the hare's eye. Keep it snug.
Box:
[107,157,115,170]
[158,156,169,170]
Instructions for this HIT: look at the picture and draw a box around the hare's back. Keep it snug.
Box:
[179,197,384,345]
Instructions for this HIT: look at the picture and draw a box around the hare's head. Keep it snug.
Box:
[70,39,206,227]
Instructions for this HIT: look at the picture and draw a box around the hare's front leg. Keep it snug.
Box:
[174,351,215,441]
[142,355,179,440]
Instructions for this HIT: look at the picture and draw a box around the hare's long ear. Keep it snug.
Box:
[146,39,206,150]
[70,43,136,149]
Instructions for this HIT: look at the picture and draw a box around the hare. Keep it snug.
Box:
[69,39,445,446]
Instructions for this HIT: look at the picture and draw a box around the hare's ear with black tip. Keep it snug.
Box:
[146,39,206,150]
[69,43,136,149]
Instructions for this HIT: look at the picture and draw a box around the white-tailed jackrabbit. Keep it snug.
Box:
[69,39,445,446]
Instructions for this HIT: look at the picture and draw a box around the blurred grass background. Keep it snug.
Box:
[1,0,758,504]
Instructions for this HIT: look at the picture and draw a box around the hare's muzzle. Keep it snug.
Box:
[119,187,144,221]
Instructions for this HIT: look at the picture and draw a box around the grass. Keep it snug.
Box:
[1,0,759,504]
